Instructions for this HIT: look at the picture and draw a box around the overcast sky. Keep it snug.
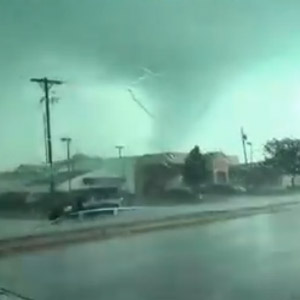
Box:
[1,0,300,169]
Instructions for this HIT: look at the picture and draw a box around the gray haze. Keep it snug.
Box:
[1,0,300,169]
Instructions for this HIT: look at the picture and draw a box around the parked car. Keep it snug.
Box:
[48,188,124,221]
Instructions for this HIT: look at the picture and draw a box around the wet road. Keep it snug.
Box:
[1,206,300,300]
[1,194,299,240]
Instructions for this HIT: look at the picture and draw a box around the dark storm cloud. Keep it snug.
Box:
[1,0,300,167]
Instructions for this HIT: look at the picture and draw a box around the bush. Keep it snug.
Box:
[0,191,73,217]
[0,192,29,211]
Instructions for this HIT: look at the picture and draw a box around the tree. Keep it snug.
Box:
[183,146,208,192]
[264,138,300,187]
[230,163,281,189]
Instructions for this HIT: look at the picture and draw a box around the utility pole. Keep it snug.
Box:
[240,127,248,164]
[31,77,63,192]
[247,141,253,164]
[43,113,48,164]
[61,137,72,192]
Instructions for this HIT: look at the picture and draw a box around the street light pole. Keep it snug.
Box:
[115,145,124,159]
[61,137,72,192]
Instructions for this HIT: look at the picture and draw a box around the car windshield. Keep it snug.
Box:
[2,1,300,300]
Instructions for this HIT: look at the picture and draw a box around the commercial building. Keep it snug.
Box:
[0,151,239,198]
[134,152,238,197]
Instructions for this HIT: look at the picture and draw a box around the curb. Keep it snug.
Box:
[0,200,299,258]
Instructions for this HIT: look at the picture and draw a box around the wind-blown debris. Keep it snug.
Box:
[127,88,155,120]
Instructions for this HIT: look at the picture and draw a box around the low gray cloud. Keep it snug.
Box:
[1,0,300,168]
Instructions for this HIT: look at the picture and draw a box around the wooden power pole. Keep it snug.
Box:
[31,77,63,192]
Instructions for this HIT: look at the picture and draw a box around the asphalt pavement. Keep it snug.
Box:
[1,203,300,300]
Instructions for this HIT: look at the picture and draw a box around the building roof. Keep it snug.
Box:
[226,155,240,165]
[15,164,47,173]
[139,152,187,166]
[56,169,123,192]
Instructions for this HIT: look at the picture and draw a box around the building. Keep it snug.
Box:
[0,151,238,198]
[56,169,125,200]
[134,152,237,197]
[135,152,186,197]
[205,152,230,184]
